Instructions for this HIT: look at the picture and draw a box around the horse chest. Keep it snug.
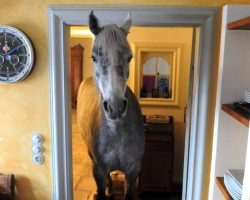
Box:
[95,129,133,169]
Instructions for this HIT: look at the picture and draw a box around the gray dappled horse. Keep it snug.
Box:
[77,12,145,200]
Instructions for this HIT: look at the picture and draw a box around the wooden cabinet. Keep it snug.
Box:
[139,117,174,193]
[71,44,83,109]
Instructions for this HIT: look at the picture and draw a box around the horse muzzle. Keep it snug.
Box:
[103,98,128,121]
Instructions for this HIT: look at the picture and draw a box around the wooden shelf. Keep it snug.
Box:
[222,104,249,128]
[216,177,233,200]
[228,16,250,30]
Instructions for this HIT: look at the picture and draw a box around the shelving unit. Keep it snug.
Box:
[228,16,250,30]
[215,177,233,200]
[210,5,250,200]
[221,104,249,128]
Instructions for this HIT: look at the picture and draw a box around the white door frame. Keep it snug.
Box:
[48,5,219,200]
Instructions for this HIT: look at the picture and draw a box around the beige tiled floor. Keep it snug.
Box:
[72,110,96,200]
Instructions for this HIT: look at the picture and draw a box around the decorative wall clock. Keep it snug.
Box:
[0,25,34,83]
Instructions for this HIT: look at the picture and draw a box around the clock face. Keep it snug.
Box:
[0,26,34,83]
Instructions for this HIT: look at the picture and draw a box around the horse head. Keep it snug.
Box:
[89,11,132,121]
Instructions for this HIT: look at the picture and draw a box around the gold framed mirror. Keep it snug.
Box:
[132,43,183,106]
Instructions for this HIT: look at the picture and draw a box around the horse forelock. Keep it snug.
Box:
[93,24,131,60]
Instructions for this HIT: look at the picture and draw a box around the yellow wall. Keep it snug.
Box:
[128,27,193,183]
[70,37,93,80]
[0,1,249,200]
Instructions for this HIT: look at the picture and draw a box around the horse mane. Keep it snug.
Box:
[93,25,131,61]
[77,77,101,145]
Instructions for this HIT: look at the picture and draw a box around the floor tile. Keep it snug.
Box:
[74,190,91,200]
[75,176,96,191]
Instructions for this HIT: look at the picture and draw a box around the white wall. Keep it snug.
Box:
[210,4,250,200]
[242,126,250,199]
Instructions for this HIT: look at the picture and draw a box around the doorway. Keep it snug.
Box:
[70,26,193,200]
[48,6,219,200]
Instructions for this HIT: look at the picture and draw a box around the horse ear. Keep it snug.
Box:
[89,11,101,35]
[121,12,132,34]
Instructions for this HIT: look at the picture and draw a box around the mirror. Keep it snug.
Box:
[132,42,182,106]
[142,56,171,98]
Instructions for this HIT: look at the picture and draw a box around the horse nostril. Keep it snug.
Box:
[103,101,108,112]
[103,99,127,118]
[122,99,128,113]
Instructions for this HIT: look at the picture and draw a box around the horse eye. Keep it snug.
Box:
[127,55,133,62]
[91,56,97,62]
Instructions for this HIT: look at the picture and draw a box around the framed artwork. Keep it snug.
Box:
[157,76,170,98]
[152,89,159,98]
[142,76,155,97]
[133,42,182,106]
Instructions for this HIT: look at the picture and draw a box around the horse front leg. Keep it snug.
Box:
[92,164,107,200]
[124,165,140,200]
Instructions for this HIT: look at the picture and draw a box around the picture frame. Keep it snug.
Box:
[157,76,170,98]
[142,76,155,96]
[132,42,182,106]
[152,88,159,98]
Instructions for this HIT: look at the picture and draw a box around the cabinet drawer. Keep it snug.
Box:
[146,141,172,152]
